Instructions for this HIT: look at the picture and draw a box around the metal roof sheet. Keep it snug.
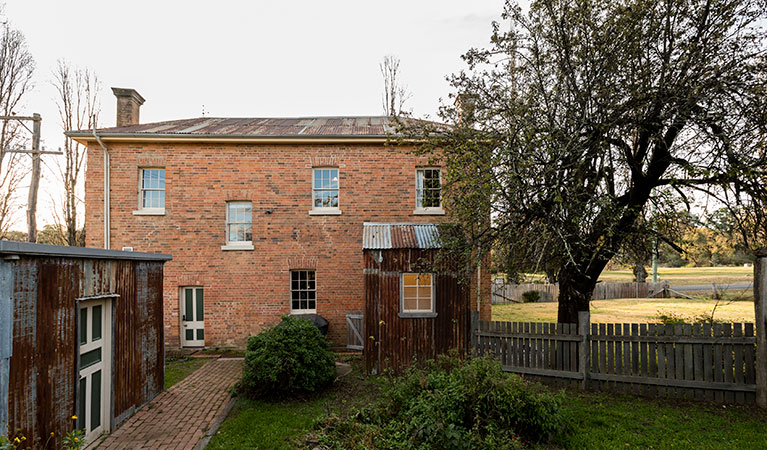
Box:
[362,223,441,250]
[66,116,446,140]
[0,241,172,261]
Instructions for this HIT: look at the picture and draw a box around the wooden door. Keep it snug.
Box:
[77,298,112,443]
[181,287,205,347]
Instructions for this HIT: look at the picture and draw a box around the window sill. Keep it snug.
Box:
[221,243,254,251]
[412,208,445,216]
[290,310,317,315]
[308,209,342,216]
[132,209,166,216]
[398,312,438,319]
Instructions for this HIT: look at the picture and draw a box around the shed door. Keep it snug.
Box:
[77,298,112,443]
[181,287,205,347]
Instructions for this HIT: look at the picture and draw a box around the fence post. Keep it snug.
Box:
[579,311,590,390]
[755,249,767,408]
[471,310,480,356]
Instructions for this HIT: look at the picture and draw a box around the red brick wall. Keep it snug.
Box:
[85,141,491,348]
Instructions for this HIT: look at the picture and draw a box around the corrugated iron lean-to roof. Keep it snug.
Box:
[362,223,441,250]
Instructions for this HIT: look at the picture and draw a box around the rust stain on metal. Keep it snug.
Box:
[7,254,166,446]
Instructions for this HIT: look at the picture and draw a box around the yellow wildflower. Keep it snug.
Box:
[73,437,79,442]
[71,415,77,420]
[50,432,54,437]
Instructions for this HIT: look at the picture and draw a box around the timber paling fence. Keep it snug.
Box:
[491,281,668,304]
[471,312,758,404]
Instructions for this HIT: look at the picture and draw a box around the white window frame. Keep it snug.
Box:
[221,201,254,251]
[399,272,437,318]
[133,168,166,215]
[414,168,445,215]
[309,167,342,215]
[290,270,317,314]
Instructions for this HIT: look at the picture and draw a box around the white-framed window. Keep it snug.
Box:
[310,167,341,215]
[136,168,165,213]
[291,270,316,313]
[222,201,253,250]
[401,273,434,313]
[415,168,443,214]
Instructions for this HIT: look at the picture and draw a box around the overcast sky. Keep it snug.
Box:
[4,0,507,231]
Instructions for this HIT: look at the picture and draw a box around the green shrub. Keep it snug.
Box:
[240,315,336,398]
[656,310,686,324]
[521,290,541,303]
[317,354,564,449]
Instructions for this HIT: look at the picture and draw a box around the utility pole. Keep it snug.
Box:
[0,114,62,242]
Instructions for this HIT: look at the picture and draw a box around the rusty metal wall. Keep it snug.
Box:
[363,249,470,373]
[5,256,165,446]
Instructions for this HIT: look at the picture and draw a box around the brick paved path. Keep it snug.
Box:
[96,358,243,450]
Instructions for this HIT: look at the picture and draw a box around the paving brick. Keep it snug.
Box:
[94,359,242,449]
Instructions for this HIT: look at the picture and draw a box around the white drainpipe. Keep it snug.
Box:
[92,128,110,249]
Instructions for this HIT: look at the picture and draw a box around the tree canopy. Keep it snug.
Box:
[410,0,767,322]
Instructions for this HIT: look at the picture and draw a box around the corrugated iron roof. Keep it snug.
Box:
[66,116,445,140]
[362,223,441,250]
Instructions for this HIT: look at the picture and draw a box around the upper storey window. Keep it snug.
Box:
[414,168,444,215]
[135,168,165,215]
[310,168,341,215]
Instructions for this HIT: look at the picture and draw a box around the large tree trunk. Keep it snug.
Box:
[556,269,597,323]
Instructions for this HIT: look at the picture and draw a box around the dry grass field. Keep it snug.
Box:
[598,265,753,285]
[492,296,755,323]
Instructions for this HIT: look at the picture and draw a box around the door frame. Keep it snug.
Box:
[75,294,115,445]
[179,286,205,347]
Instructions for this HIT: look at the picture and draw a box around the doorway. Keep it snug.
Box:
[77,297,112,443]
[180,287,205,347]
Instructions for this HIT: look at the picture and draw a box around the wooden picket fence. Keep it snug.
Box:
[491,281,668,304]
[471,312,758,404]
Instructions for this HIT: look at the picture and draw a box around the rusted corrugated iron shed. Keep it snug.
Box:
[0,242,170,445]
[362,224,470,374]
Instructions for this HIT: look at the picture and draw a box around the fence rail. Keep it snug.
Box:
[472,312,758,404]
[491,281,668,304]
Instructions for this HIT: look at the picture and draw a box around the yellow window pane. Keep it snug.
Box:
[403,274,418,286]
[418,298,432,311]
[417,273,432,285]
[404,286,418,298]
[418,286,431,300]
[404,298,418,311]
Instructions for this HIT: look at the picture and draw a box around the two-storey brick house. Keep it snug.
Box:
[68,88,491,349]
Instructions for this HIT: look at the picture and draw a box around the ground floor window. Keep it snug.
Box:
[291,270,316,313]
[402,273,433,312]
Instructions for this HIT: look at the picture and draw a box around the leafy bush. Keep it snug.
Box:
[521,290,541,303]
[240,315,336,398]
[317,354,564,449]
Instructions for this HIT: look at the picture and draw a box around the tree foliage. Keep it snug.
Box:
[409,0,767,322]
[52,60,99,247]
[0,6,34,239]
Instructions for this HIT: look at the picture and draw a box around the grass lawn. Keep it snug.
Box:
[204,357,767,449]
[598,266,753,285]
[206,358,376,450]
[505,266,753,286]
[493,297,755,323]
[556,391,767,449]
[164,357,209,390]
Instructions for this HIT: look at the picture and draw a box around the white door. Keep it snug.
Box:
[181,287,205,347]
[77,299,112,444]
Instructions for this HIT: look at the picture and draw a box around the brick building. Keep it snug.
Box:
[68,88,491,349]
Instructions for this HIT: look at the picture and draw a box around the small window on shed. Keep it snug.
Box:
[402,273,433,312]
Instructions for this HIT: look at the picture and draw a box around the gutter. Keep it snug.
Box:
[92,127,110,250]
[64,133,401,146]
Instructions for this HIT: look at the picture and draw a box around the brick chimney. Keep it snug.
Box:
[112,87,145,127]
